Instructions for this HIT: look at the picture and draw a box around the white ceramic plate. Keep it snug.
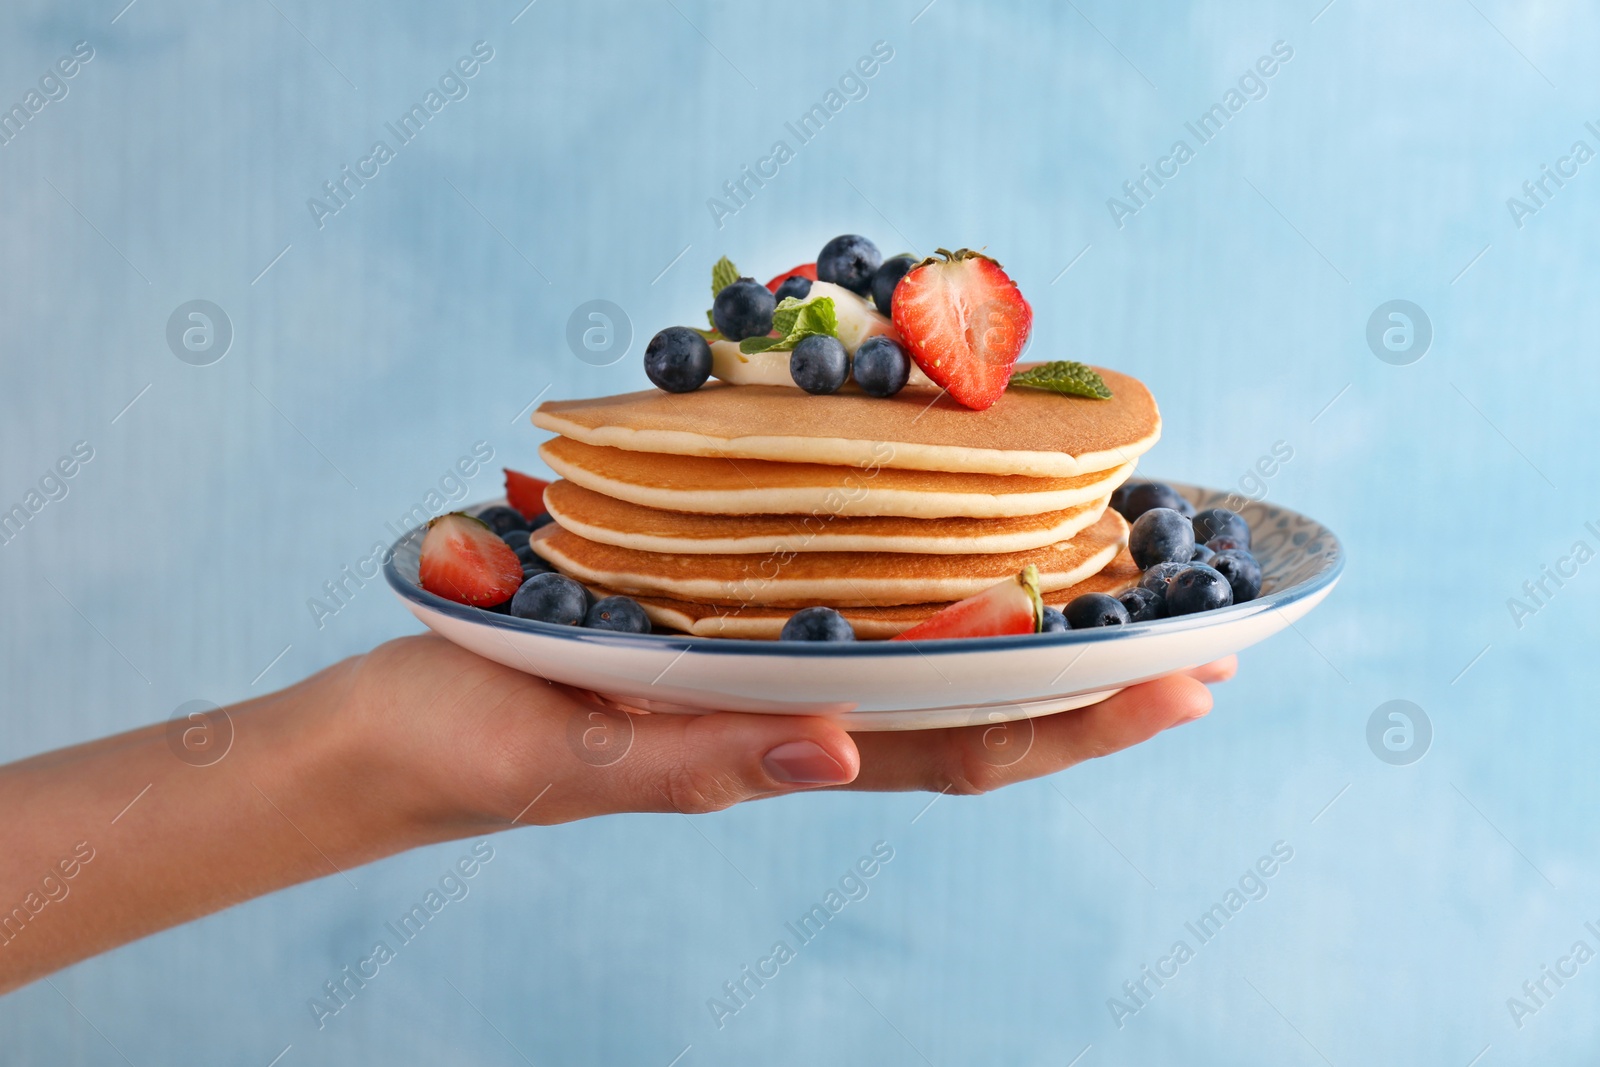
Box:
[384,485,1342,731]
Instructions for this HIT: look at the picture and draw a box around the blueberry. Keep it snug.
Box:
[780,606,856,641]
[476,505,528,536]
[1210,549,1263,603]
[529,512,556,530]
[1117,586,1166,622]
[852,335,911,397]
[1193,507,1251,549]
[644,327,713,393]
[513,543,539,566]
[1140,561,1188,597]
[816,235,882,295]
[773,275,812,303]
[501,529,531,554]
[1114,482,1194,521]
[1064,593,1130,629]
[870,254,916,316]
[509,571,589,625]
[1040,606,1068,633]
[1205,536,1246,553]
[714,282,774,345]
[584,595,652,633]
[1191,543,1215,565]
[1129,507,1196,569]
[713,278,776,341]
[790,334,850,395]
[1164,565,1235,616]
[1109,482,1133,516]
[521,559,552,581]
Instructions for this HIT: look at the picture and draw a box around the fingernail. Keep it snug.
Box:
[762,741,851,785]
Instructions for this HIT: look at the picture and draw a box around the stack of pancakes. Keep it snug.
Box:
[528,365,1161,638]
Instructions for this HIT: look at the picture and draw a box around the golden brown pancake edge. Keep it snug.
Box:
[542,479,1112,555]
[539,437,1137,518]
[588,548,1144,638]
[527,509,1129,608]
[533,364,1160,478]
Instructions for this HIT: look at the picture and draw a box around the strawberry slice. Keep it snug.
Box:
[891,566,1044,641]
[504,467,550,520]
[891,248,1033,411]
[765,263,817,292]
[418,513,524,607]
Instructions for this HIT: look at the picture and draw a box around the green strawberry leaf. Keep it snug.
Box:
[1008,360,1112,400]
[739,296,839,354]
[711,256,741,297]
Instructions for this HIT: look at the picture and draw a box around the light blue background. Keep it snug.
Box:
[2,0,1596,1062]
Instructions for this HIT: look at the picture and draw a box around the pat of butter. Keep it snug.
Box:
[711,337,935,389]
[709,284,932,389]
[710,341,792,386]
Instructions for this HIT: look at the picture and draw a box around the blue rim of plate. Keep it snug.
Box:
[383,484,1343,657]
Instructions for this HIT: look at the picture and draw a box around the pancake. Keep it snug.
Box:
[533,364,1160,478]
[590,549,1144,639]
[540,437,1135,519]
[543,479,1111,555]
[528,508,1129,608]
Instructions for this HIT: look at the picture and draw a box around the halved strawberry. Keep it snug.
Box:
[765,263,817,292]
[891,248,1033,411]
[891,565,1044,641]
[418,513,524,607]
[504,467,550,520]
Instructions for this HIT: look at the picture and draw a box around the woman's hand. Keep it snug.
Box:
[340,634,1235,836]
[0,632,1231,992]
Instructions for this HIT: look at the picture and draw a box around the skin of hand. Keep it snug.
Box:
[354,635,1233,826]
[0,633,1234,992]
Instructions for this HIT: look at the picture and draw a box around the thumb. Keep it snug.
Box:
[547,696,861,820]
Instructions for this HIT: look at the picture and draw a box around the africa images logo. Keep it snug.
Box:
[0,40,95,149]
[706,842,895,1029]
[307,842,495,1030]
[306,42,495,230]
[705,41,895,229]
[1106,841,1294,1029]
[1104,41,1294,229]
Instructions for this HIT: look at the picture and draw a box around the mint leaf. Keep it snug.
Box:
[693,310,721,342]
[739,296,839,354]
[769,296,815,337]
[1008,361,1112,400]
[711,256,740,297]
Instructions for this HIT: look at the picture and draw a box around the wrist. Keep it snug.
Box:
[252,656,450,867]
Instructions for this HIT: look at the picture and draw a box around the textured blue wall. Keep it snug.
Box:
[2,0,1596,1062]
